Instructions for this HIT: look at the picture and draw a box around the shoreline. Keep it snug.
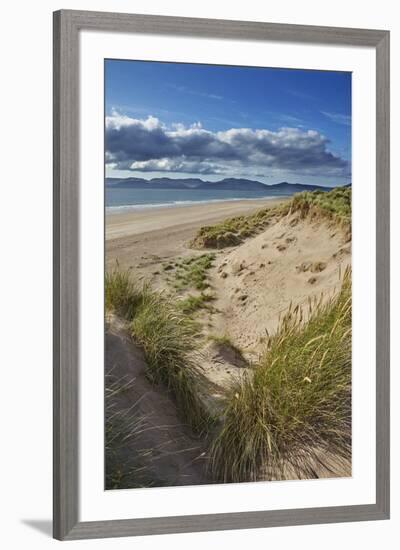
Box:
[106,195,287,215]
[106,196,286,241]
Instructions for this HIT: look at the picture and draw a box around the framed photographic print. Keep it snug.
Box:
[53,10,390,541]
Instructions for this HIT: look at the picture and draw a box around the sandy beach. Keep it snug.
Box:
[106,198,285,271]
[106,198,285,239]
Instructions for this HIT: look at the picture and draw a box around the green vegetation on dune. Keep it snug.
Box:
[132,291,211,433]
[291,186,351,227]
[105,267,142,317]
[177,292,216,314]
[209,269,352,483]
[172,253,216,290]
[191,204,287,249]
[106,267,211,433]
[191,186,351,249]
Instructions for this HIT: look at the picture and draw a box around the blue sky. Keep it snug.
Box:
[105,60,351,186]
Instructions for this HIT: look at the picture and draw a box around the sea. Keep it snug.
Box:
[106,188,287,213]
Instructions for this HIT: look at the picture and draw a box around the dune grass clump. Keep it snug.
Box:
[291,186,351,230]
[209,270,352,482]
[105,269,211,434]
[191,205,287,249]
[131,290,211,432]
[177,292,216,315]
[105,265,142,318]
[173,253,216,290]
[191,187,351,250]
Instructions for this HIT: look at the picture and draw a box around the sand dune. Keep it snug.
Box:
[107,199,351,382]
[106,197,351,483]
[205,213,351,356]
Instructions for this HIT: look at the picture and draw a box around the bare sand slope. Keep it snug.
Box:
[106,315,210,487]
[206,213,351,357]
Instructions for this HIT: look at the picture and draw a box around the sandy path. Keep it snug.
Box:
[106,316,211,488]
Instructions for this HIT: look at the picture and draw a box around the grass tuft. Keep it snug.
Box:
[290,186,351,230]
[105,264,141,317]
[209,269,352,482]
[106,269,212,434]
[173,254,216,290]
[191,187,351,249]
[177,292,216,314]
[131,289,211,432]
[191,206,286,249]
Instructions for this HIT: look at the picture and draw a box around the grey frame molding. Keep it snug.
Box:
[53,9,390,541]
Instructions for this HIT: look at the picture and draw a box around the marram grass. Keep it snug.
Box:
[105,265,141,317]
[209,269,352,482]
[191,186,351,249]
[131,289,211,433]
[105,374,158,489]
[105,268,211,434]
[290,186,351,234]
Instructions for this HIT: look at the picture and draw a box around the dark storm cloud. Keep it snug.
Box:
[105,113,350,177]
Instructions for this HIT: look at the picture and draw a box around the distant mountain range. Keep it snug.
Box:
[106,177,339,194]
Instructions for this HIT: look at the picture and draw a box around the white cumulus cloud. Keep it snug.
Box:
[105,112,350,178]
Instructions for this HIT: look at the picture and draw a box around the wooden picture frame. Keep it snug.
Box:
[53,9,390,540]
